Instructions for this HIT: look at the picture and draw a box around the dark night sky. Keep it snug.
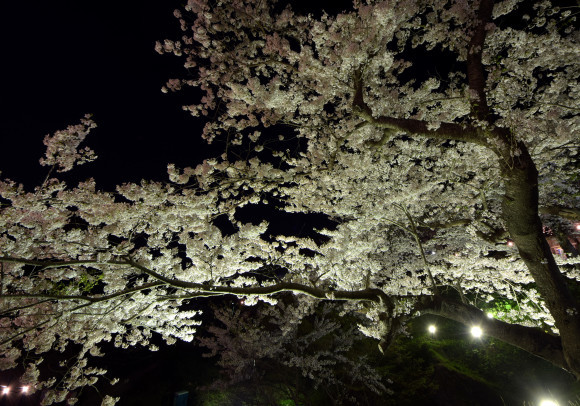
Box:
[0,0,204,188]
[0,0,350,189]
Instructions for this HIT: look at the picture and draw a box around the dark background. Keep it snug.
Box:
[0,0,351,188]
[0,0,203,188]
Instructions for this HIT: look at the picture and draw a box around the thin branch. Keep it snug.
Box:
[0,318,55,347]
[419,218,472,230]
[121,302,155,323]
[0,300,93,346]
[396,204,439,294]
[0,299,53,316]
[532,101,580,112]
[1,282,165,303]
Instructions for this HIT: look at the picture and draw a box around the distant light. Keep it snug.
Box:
[540,400,559,406]
[428,325,437,334]
[487,312,493,319]
[471,326,483,338]
[2,387,9,395]
[507,240,514,247]
[576,224,580,231]
[21,386,29,393]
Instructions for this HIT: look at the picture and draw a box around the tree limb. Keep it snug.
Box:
[540,206,580,221]
[352,69,490,147]
[466,0,493,120]
[418,296,568,371]
[0,282,165,303]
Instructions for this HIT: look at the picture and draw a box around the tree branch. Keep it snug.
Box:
[0,257,127,270]
[500,142,580,378]
[466,0,493,120]
[0,256,393,310]
[540,206,580,221]
[163,282,394,309]
[0,282,165,303]
[418,296,568,370]
[352,69,490,147]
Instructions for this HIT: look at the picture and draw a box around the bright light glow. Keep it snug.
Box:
[507,240,514,247]
[576,224,580,231]
[21,386,29,393]
[487,312,493,319]
[540,400,559,406]
[2,387,9,395]
[471,326,483,338]
[428,325,436,334]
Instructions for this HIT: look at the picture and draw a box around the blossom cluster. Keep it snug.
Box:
[39,114,97,172]
[1,0,579,402]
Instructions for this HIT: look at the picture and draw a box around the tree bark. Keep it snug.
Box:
[500,141,580,379]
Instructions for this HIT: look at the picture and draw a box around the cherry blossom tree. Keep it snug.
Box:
[198,297,387,404]
[1,0,579,403]
[159,0,579,374]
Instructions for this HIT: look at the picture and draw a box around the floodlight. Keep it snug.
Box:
[428,325,436,334]
[470,326,483,338]
[2,387,9,395]
[540,400,558,406]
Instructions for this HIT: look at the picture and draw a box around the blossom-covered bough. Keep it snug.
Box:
[1,0,579,402]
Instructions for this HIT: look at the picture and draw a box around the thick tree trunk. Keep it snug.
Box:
[500,141,580,379]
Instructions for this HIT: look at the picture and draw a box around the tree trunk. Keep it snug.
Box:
[500,141,580,379]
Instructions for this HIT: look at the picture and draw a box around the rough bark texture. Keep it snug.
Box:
[500,141,580,379]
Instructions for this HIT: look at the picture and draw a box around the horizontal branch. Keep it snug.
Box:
[0,257,570,372]
[352,70,490,147]
[418,296,567,370]
[419,218,472,230]
[0,256,130,269]
[166,282,393,307]
[540,206,580,221]
[0,256,392,309]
